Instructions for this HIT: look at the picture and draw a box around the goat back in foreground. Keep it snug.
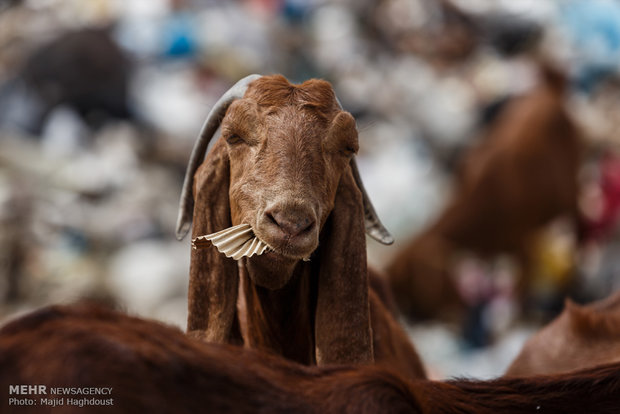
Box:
[423,365,620,414]
[0,304,419,414]
[3,304,620,413]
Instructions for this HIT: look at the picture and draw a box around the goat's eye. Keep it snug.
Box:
[340,146,357,158]
[226,134,244,145]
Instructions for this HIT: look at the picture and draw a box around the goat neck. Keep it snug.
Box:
[238,260,316,364]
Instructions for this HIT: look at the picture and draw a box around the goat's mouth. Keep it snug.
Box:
[192,224,311,262]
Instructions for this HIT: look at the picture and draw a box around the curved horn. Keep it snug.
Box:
[334,97,394,245]
[176,74,262,240]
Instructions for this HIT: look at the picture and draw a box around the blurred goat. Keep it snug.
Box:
[387,66,583,320]
[506,291,620,377]
[2,304,620,414]
[175,75,425,379]
[0,27,133,135]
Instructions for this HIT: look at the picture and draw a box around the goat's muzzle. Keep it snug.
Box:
[257,202,318,261]
[265,209,315,239]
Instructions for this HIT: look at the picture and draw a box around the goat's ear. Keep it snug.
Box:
[315,164,374,364]
[187,139,240,343]
[330,104,393,246]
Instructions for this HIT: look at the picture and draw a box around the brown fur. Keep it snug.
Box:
[2,304,620,414]
[0,304,420,414]
[188,75,424,378]
[369,267,401,317]
[370,289,427,379]
[387,66,583,320]
[506,291,620,377]
[420,365,620,414]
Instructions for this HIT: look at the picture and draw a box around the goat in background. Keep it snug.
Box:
[2,304,620,414]
[386,65,583,321]
[175,74,425,379]
[506,290,620,377]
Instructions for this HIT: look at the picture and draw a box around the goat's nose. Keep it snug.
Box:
[265,208,316,238]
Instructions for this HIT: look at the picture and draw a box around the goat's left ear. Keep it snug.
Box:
[315,164,374,364]
[330,103,393,246]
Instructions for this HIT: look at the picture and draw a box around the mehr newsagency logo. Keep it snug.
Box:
[8,384,114,408]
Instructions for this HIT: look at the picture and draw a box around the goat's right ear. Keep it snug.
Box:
[187,139,240,343]
[178,74,261,342]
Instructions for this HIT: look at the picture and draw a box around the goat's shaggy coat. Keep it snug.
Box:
[2,304,620,414]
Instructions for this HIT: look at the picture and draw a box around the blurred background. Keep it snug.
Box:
[1,0,620,380]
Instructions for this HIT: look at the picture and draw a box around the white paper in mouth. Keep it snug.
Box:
[192,224,270,260]
[192,223,311,262]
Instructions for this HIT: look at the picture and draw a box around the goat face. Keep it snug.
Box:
[221,77,358,266]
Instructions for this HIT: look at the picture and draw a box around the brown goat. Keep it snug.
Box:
[2,304,620,414]
[175,74,424,379]
[387,66,583,319]
[506,291,620,377]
